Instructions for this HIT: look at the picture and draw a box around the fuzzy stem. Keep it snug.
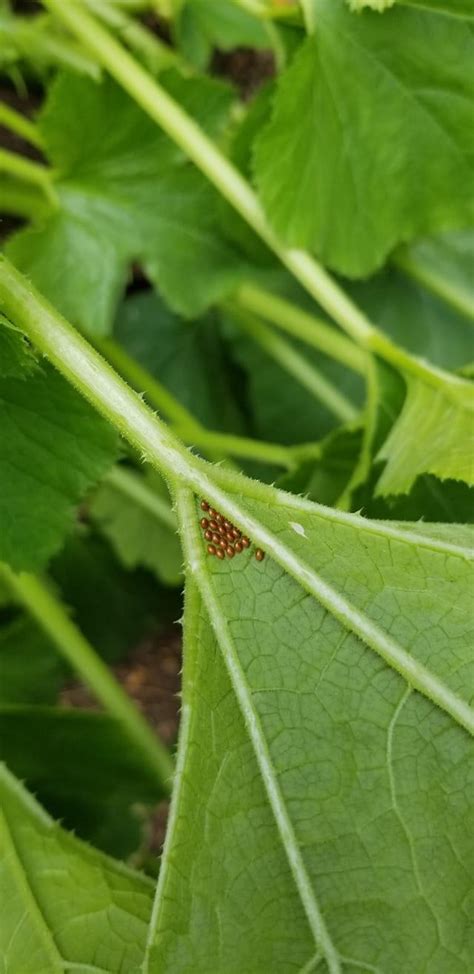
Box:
[227,304,358,422]
[94,335,234,464]
[0,103,44,149]
[0,562,174,789]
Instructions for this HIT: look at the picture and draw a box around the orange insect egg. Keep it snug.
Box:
[201,500,209,511]
[241,537,250,549]
[234,541,243,554]
[226,546,235,558]
[216,548,225,560]
[200,517,209,529]
[207,544,216,556]
[205,529,213,542]
[255,549,265,562]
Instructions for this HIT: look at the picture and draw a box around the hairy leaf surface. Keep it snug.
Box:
[0,763,154,974]
[146,481,474,973]
[255,0,474,276]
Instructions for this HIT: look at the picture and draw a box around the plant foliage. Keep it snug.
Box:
[0,0,472,971]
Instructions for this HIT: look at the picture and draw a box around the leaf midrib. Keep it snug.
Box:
[176,486,343,974]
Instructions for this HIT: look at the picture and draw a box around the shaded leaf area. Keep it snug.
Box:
[6,70,251,333]
[148,488,474,973]
[348,265,474,372]
[0,708,165,857]
[114,291,246,433]
[175,0,271,70]
[255,0,474,276]
[0,316,37,378]
[50,530,172,661]
[0,763,154,974]
[0,365,118,571]
[225,324,363,445]
[0,614,67,705]
[91,469,183,587]
[395,228,474,323]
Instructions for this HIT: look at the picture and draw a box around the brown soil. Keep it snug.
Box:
[60,624,182,747]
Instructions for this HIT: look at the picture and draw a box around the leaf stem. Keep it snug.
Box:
[0,148,56,203]
[227,303,358,422]
[0,103,44,149]
[235,283,367,375]
[174,426,298,469]
[0,562,174,789]
[94,335,236,465]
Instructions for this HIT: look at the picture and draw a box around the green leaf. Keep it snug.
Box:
[348,263,474,371]
[0,316,37,379]
[50,530,169,662]
[0,762,154,973]
[146,482,474,973]
[0,365,118,571]
[227,322,363,444]
[395,0,474,18]
[114,291,246,433]
[91,467,183,587]
[176,0,271,69]
[0,615,67,704]
[0,707,165,856]
[6,71,248,332]
[254,0,474,277]
[395,228,474,323]
[376,368,474,494]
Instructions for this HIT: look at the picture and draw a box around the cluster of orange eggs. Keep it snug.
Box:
[200,500,264,562]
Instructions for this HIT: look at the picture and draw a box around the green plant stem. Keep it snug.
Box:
[0,561,174,789]
[0,148,56,202]
[96,336,287,469]
[236,283,367,375]
[43,0,462,392]
[105,465,177,530]
[227,304,358,423]
[174,427,297,469]
[95,336,237,466]
[2,258,473,739]
[0,103,44,149]
[95,335,208,439]
[394,251,474,324]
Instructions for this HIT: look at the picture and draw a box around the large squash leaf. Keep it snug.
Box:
[145,478,474,973]
[255,0,474,277]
